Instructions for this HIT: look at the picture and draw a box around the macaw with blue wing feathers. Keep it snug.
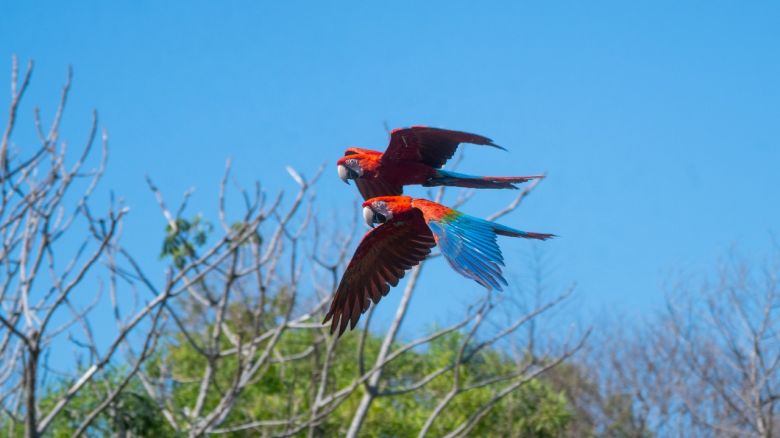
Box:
[336,126,544,200]
[323,195,554,336]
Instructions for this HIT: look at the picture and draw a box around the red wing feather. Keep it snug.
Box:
[323,210,436,336]
[355,177,403,200]
[382,126,504,169]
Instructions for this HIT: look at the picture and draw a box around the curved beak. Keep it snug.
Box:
[363,206,375,228]
[337,165,350,184]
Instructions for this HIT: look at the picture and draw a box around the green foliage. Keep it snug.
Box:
[497,379,572,437]
[229,220,262,246]
[24,370,174,437]
[17,326,575,437]
[160,215,212,268]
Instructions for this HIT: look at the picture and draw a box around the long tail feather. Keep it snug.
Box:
[491,222,556,240]
[426,170,543,190]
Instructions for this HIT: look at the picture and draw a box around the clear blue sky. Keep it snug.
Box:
[2,2,779,334]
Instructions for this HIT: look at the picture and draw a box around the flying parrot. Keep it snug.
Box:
[336,126,544,200]
[323,195,554,336]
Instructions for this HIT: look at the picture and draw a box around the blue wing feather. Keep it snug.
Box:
[428,215,509,291]
[448,225,503,262]
[426,210,554,291]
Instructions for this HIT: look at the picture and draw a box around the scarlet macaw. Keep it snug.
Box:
[336,126,544,200]
[323,195,554,336]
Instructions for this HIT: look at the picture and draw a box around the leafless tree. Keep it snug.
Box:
[0,57,175,437]
[665,252,780,437]
[567,250,780,438]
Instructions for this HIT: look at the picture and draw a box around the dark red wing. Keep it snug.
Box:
[323,210,436,336]
[355,177,403,200]
[382,126,505,169]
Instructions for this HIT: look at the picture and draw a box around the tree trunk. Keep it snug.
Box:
[24,339,39,438]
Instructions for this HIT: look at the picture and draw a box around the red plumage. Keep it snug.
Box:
[336,126,543,200]
[323,196,554,336]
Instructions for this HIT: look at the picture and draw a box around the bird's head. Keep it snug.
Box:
[336,156,364,184]
[361,196,412,227]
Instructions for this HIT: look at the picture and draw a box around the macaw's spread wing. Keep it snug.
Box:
[355,178,403,200]
[324,211,436,336]
[382,126,505,169]
[427,215,509,291]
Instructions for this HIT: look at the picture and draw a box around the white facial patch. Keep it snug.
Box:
[372,201,392,222]
[346,158,363,176]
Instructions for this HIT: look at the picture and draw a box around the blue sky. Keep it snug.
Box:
[2,2,779,335]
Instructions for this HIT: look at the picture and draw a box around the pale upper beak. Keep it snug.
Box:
[337,165,350,184]
[363,206,375,228]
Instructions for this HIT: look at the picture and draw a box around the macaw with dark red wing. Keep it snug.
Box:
[336,126,544,200]
[323,195,554,336]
